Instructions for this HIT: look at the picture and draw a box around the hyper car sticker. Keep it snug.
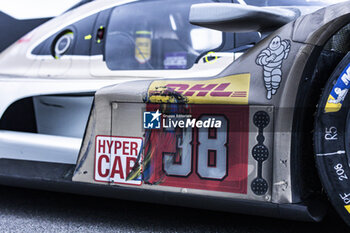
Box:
[256,36,291,100]
[94,135,143,185]
[324,63,350,113]
[147,73,250,104]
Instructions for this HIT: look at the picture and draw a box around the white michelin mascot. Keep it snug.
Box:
[328,87,348,104]
[256,36,291,100]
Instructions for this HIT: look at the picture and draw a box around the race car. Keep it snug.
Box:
[0,0,350,226]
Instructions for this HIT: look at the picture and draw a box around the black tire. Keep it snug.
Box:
[314,52,350,226]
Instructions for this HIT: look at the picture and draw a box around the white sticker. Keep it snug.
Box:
[95,135,143,185]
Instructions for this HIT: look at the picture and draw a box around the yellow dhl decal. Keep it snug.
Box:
[148,74,250,104]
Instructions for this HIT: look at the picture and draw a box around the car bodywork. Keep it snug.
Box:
[0,0,350,224]
[0,0,93,52]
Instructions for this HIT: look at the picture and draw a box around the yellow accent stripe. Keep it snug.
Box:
[136,30,151,35]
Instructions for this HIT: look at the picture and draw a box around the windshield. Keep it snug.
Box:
[239,0,348,6]
[105,0,223,70]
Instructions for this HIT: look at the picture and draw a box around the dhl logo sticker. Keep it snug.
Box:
[148,74,250,104]
[160,83,247,98]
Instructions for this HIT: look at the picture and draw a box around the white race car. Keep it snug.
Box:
[1,0,350,227]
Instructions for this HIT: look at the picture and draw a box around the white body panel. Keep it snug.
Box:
[0,130,81,164]
[33,96,94,138]
[0,77,147,164]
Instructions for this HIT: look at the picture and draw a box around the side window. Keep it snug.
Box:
[105,0,223,70]
[32,14,98,58]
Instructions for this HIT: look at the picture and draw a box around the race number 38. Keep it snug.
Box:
[164,116,228,180]
[145,104,249,194]
[94,135,143,185]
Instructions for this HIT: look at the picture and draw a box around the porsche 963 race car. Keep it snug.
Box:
[1,0,350,226]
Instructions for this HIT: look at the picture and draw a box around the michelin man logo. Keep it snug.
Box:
[328,87,348,104]
[256,36,291,100]
[324,63,350,113]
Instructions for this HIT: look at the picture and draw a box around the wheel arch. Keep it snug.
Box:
[291,21,350,203]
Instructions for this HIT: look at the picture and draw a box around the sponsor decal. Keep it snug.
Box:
[256,36,291,100]
[94,136,143,185]
[164,52,187,69]
[147,74,250,104]
[135,31,152,64]
[325,63,350,113]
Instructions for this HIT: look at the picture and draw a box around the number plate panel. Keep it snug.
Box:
[144,104,249,194]
[104,103,273,201]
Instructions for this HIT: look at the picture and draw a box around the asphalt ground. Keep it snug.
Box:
[0,185,347,232]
